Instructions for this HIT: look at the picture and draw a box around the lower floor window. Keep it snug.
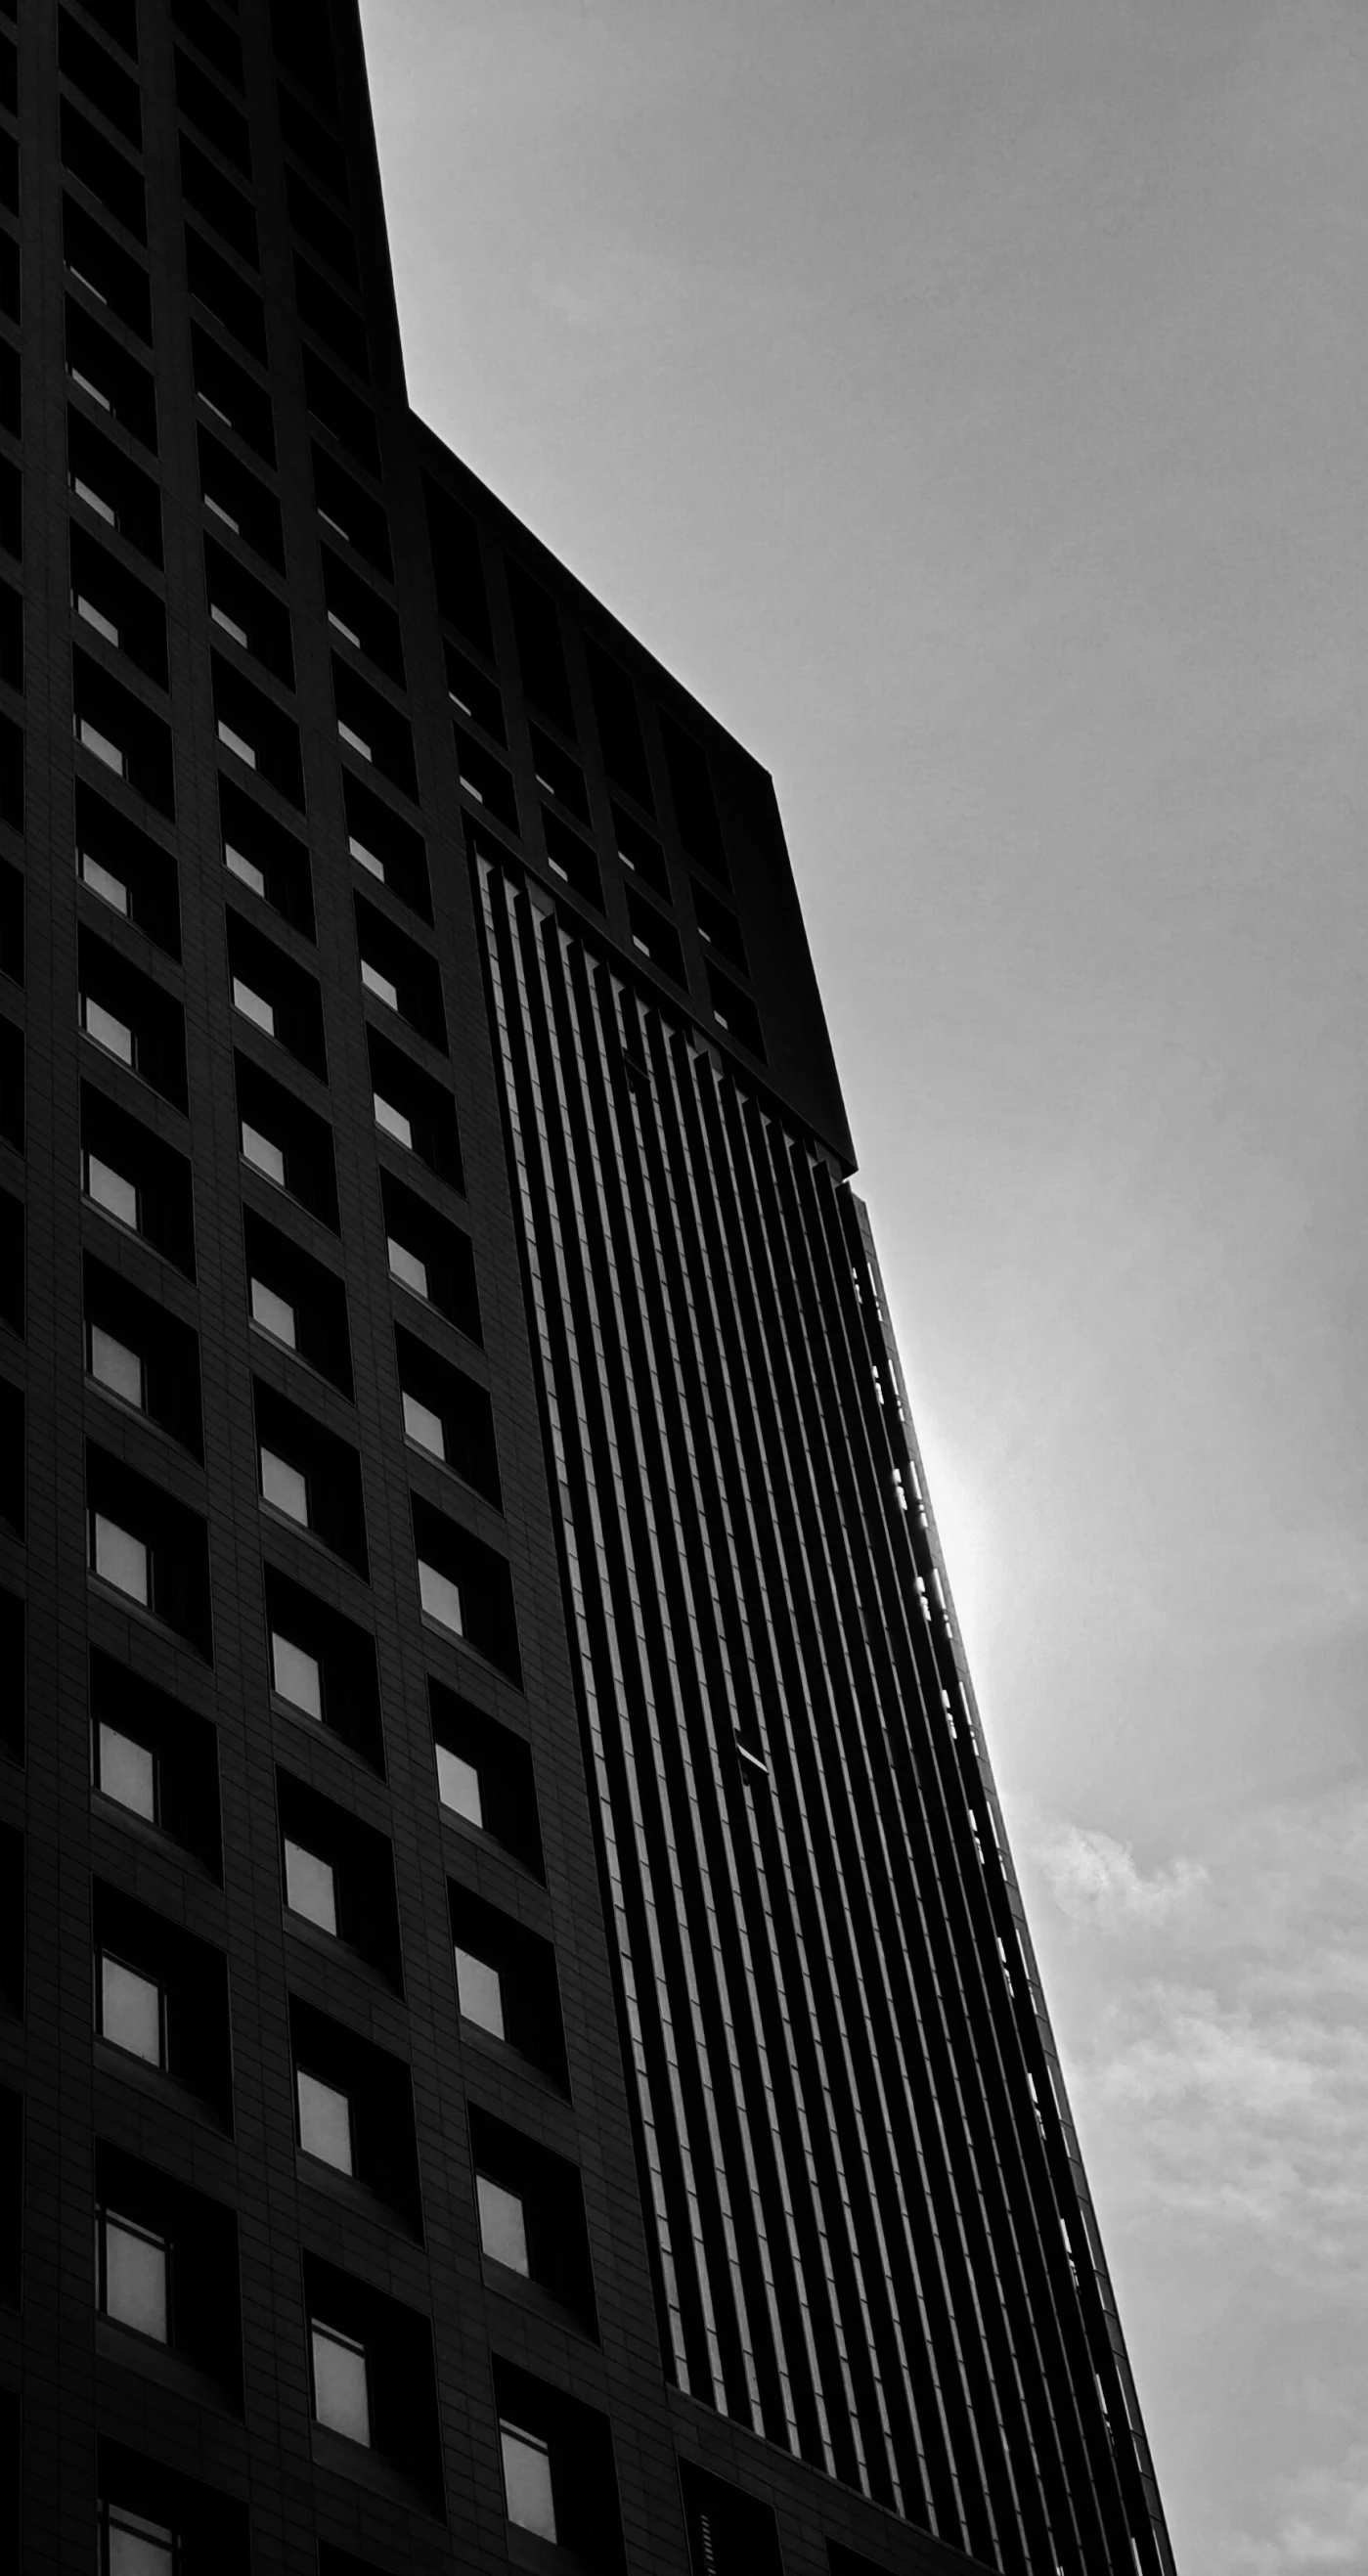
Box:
[501,2421,556,2542]
[311,2318,371,2445]
[99,2500,177,2576]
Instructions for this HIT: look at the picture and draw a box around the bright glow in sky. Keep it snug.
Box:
[364,6,1368,2564]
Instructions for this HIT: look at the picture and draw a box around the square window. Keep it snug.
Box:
[261,1445,309,1525]
[455,1945,504,2040]
[90,1324,145,1408]
[250,1276,296,1346]
[92,1513,150,1605]
[86,1154,140,1229]
[501,2421,556,2543]
[99,1953,164,2065]
[95,1719,156,1822]
[233,977,275,1036]
[403,1391,445,1460]
[360,959,398,1011]
[271,1628,323,1719]
[387,1236,427,1299]
[241,1122,286,1186]
[297,2067,353,2173]
[81,852,129,914]
[374,1092,412,1149]
[225,843,266,898]
[101,2501,177,2576]
[477,2174,529,2276]
[100,2209,169,2341]
[285,1837,337,1935]
[311,2319,370,2444]
[436,1744,482,1828]
[419,1561,463,1637]
[83,997,134,1065]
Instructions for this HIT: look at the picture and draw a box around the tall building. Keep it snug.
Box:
[0,4,1174,2572]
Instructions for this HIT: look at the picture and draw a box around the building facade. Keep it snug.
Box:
[0,3,1175,2572]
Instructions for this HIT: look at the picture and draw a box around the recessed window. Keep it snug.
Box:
[311,2319,371,2445]
[374,1092,412,1150]
[233,976,275,1036]
[250,1276,295,1347]
[82,995,134,1066]
[76,715,127,777]
[271,1627,322,1719]
[209,602,248,648]
[285,1837,337,1934]
[329,608,361,647]
[477,2173,528,2276]
[89,1323,144,1409]
[76,595,120,648]
[81,851,129,914]
[99,2502,177,2576]
[225,843,266,898]
[436,1743,481,1828]
[217,718,256,769]
[350,834,383,881]
[501,2421,556,2544]
[91,1513,150,1605]
[337,718,371,761]
[360,957,398,1011]
[94,1719,157,1823]
[241,1122,286,1186]
[85,1152,140,1230]
[402,1391,445,1460]
[204,493,240,534]
[261,1446,308,1526]
[98,2208,169,2342]
[455,1945,504,2040]
[387,1236,427,1300]
[419,1558,462,1635]
[98,1953,164,2065]
[297,2067,353,2173]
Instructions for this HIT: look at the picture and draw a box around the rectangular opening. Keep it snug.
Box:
[80,1083,196,1276]
[93,1881,232,2123]
[287,163,358,288]
[444,637,504,742]
[530,723,590,822]
[323,548,404,685]
[353,895,446,1051]
[87,1443,212,1657]
[220,777,314,936]
[68,410,162,564]
[542,810,603,910]
[587,638,655,813]
[313,443,391,578]
[60,96,146,242]
[226,910,325,1079]
[180,133,258,268]
[91,1649,221,1878]
[199,424,286,570]
[186,223,268,365]
[491,2360,625,2571]
[302,339,378,477]
[263,1563,381,1771]
[207,536,294,687]
[234,1051,338,1228]
[469,2106,595,2331]
[295,252,369,382]
[243,1205,351,1395]
[289,1998,420,2233]
[507,562,576,735]
[66,301,156,453]
[425,477,492,653]
[192,319,274,464]
[78,926,187,1108]
[396,1325,499,1504]
[661,708,729,882]
[63,194,151,341]
[333,656,417,799]
[77,0,138,58]
[343,771,431,919]
[253,1380,368,1577]
[279,81,350,204]
[379,1169,480,1341]
[172,0,243,89]
[98,2444,249,2576]
[448,1887,564,2086]
[73,650,175,817]
[70,525,167,688]
[174,45,251,175]
[453,728,517,834]
[431,1681,542,1877]
[96,2140,243,2405]
[680,2464,784,2576]
[213,653,304,807]
[77,781,180,956]
[707,961,765,1059]
[626,887,685,986]
[414,1496,518,1680]
[368,1029,462,1187]
[302,2252,443,2506]
[84,1255,202,1456]
[691,875,748,973]
[277,1771,402,1986]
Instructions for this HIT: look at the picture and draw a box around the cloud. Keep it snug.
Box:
[1223,2456,1368,2572]
[1033,1817,1207,1927]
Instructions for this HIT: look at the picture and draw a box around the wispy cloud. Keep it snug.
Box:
[1034,1817,1207,1927]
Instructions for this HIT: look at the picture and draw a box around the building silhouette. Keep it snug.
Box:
[0,3,1175,2572]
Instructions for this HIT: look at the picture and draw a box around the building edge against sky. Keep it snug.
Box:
[0,1,1175,2572]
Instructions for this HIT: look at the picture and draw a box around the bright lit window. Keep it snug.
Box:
[501,2421,556,2542]
[99,2209,169,2341]
[89,1325,144,1408]
[99,1954,164,2065]
[419,1559,463,1635]
[477,2175,529,2276]
[403,1391,445,1460]
[436,1744,482,1828]
[284,1838,337,1935]
[311,2320,370,2444]
[75,595,120,647]
[225,844,266,898]
[455,1945,504,2040]
[373,1093,412,1149]
[217,719,256,769]
[360,959,398,1011]
[337,720,372,762]
[77,716,126,776]
[233,978,275,1037]
[210,603,248,647]
[348,833,384,881]
[241,1122,286,1187]
[261,1446,309,1526]
[85,1153,139,1229]
[83,996,134,1065]
[94,1721,156,1823]
[91,1514,149,1606]
[297,2067,353,2173]
[250,1277,296,1346]
[73,475,116,525]
[81,851,128,913]
[271,1629,322,1720]
[387,1237,427,1300]
[99,2500,176,2576]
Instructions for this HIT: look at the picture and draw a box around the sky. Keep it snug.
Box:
[360,6,1368,2566]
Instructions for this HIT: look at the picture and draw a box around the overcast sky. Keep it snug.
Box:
[361,6,1368,2565]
